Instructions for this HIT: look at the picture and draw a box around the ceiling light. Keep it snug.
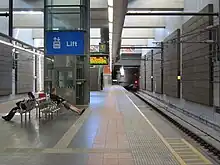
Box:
[13,11,43,14]
[108,7,113,22]
[108,0,113,7]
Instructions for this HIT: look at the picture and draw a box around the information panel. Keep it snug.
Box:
[90,55,108,65]
[46,31,85,56]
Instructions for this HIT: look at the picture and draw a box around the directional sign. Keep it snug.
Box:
[46,31,85,56]
[99,43,106,53]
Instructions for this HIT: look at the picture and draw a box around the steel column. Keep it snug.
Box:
[9,0,13,37]
[151,50,154,92]
[161,42,164,94]
[144,55,146,90]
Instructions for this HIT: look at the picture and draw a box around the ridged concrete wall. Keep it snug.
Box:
[163,29,181,98]
[16,50,34,94]
[182,4,213,106]
[153,49,163,94]
[0,39,12,96]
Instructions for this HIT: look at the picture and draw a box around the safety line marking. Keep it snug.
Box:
[53,108,91,149]
[124,89,187,165]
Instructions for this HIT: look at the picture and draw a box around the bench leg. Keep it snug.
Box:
[29,111,31,120]
[36,108,38,118]
[25,112,27,122]
[20,114,23,123]
[39,108,41,119]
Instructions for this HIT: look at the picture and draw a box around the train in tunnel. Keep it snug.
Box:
[112,66,140,92]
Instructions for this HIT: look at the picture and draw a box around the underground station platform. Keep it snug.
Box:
[0,86,219,165]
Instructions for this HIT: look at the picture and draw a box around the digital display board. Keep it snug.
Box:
[90,55,108,65]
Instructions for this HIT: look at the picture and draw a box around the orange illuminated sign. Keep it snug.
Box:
[90,56,108,65]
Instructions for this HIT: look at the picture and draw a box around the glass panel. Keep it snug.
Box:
[46,0,81,6]
[57,71,73,88]
[45,6,86,30]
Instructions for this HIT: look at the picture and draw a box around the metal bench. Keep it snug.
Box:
[36,98,61,120]
[18,100,37,123]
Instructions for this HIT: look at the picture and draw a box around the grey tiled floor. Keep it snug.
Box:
[0,87,213,165]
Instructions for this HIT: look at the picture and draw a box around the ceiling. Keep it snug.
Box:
[0,0,186,66]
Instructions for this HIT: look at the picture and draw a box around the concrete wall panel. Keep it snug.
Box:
[145,51,153,91]
[163,29,180,98]
[16,50,34,94]
[153,49,163,94]
[0,41,12,95]
[182,4,213,106]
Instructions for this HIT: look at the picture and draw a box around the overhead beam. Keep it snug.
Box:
[126,12,219,16]
[127,8,184,11]
[123,26,165,29]
[0,12,9,17]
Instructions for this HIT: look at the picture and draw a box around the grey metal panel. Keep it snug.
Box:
[90,67,100,91]
[0,42,12,95]
[182,4,213,106]
[153,49,162,94]
[115,53,141,66]
[163,29,180,98]
[16,50,34,94]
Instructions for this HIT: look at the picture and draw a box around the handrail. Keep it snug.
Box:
[0,31,44,53]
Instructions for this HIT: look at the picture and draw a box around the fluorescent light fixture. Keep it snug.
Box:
[0,39,44,57]
[13,11,43,14]
[109,22,113,33]
[107,0,113,73]
[108,0,113,7]
[108,7,113,22]
[120,66,125,76]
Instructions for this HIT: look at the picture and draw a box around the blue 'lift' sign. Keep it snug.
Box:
[46,31,85,56]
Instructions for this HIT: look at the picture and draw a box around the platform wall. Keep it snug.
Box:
[145,51,153,92]
[163,29,181,98]
[0,37,12,96]
[182,4,214,106]
[140,57,145,90]
[16,50,34,94]
[153,49,163,94]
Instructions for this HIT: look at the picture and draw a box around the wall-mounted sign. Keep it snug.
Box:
[99,43,106,53]
[90,55,108,65]
[90,45,99,52]
[46,31,84,56]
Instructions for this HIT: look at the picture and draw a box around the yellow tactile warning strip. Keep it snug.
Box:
[166,138,212,165]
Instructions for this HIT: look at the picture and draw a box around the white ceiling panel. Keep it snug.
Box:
[0,0,108,9]
[127,0,184,10]
[122,28,155,38]
[124,16,165,27]
[90,28,101,38]
[90,39,101,45]
[121,39,148,46]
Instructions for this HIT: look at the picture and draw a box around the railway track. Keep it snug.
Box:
[133,91,220,164]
